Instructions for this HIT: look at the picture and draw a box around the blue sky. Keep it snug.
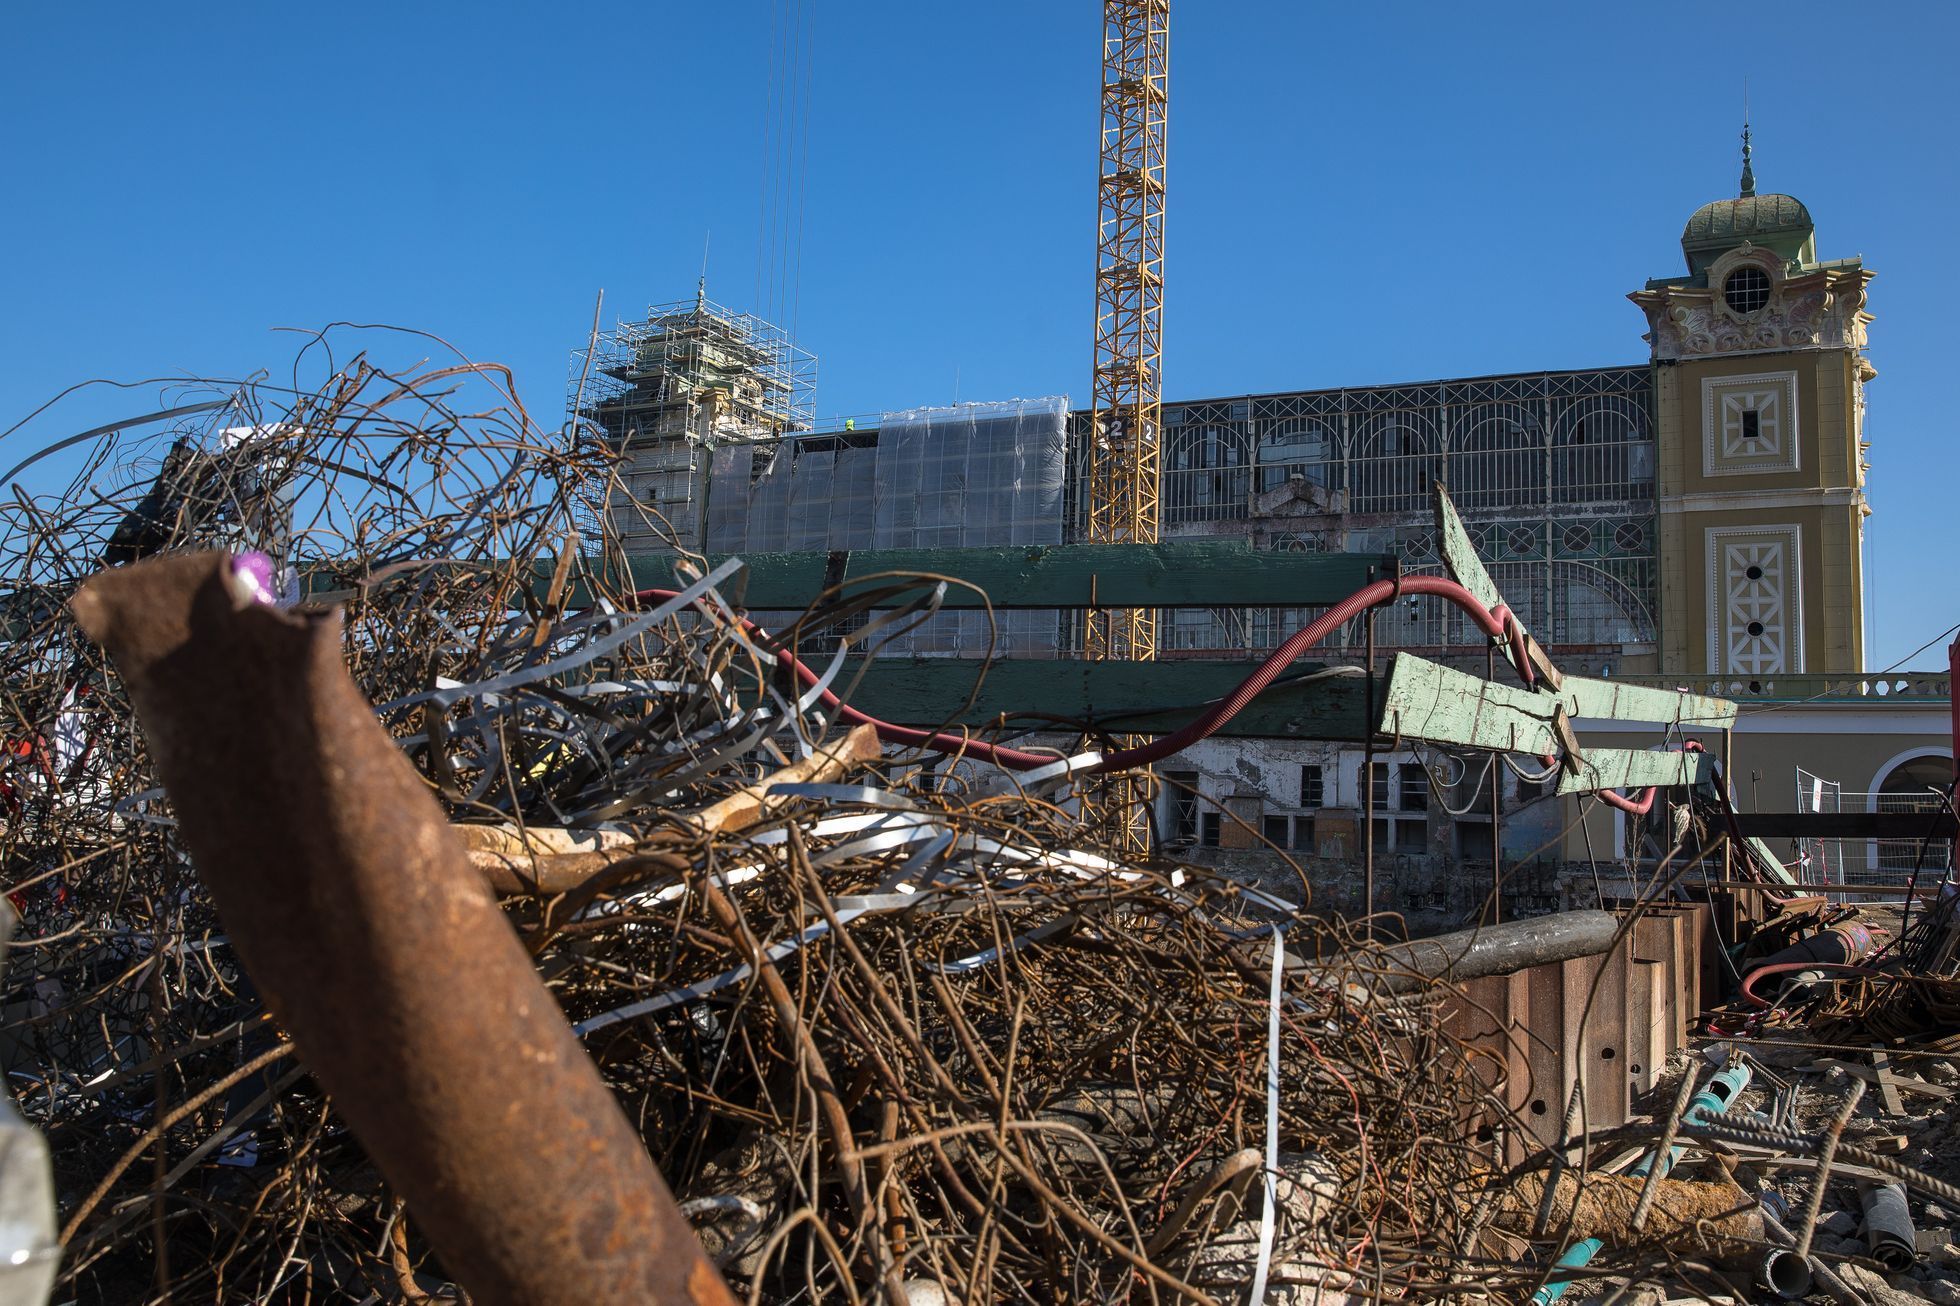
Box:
[2,2,1953,669]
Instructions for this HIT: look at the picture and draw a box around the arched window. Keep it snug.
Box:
[1350,411,1439,514]
[1872,752,1953,873]
[1552,564,1656,646]
[1554,396,1653,503]
[1453,404,1542,511]
[1255,418,1337,496]
[1164,421,1251,523]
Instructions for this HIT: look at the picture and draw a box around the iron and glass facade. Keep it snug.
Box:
[1082,365,1661,666]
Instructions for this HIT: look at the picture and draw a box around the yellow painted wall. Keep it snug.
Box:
[1653,347,1866,674]
[1561,712,1949,863]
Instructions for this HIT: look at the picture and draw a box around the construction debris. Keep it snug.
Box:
[3,338,1958,1304]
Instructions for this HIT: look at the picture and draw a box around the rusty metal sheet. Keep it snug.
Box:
[1665,912,1690,1047]
[1522,962,1566,1151]
[1440,969,1531,1159]
[1558,955,1601,1131]
[1579,936,1631,1130]
[1435,909,1710,1159]
[1631,914,1682,1066]
[1627,959,1661,1095]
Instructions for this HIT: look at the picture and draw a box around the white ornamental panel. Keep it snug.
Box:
[1702,372,1800,476]
[1705,526,1804,674]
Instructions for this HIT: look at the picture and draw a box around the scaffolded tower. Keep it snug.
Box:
[569,291,815,553]
[1085,0,1169,853]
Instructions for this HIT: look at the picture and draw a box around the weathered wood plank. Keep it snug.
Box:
[1555,748,1710,795]
[1800,1058,1951,1101]
[1869,1046,1908,1116]
[607,543,1395,611]
[821,657,1375,741]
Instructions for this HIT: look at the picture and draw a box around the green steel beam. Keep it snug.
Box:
[1556,748,1710,795]
[1557,674,1736,729]
[1375,654,1568,756]
[1432,482,1566,689]
[1375,653,1729,793]
[828,657,1373,741]
[1375,654,1735,748]
[608,542,1395,611]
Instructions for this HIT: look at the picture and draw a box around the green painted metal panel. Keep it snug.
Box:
[1375,653,1565,754]
[1740,834,1800,886]
[1376,654,1733,787]
[1556,675,1737,729]
[827,657,1374,741]
[607,542,1393,611]
[1431,486,1506,615]
[1431,482,1570,690]
[1555,748,1710,795]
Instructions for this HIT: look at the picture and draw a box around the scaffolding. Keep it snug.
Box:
[1086,0,1172,856]
[704,398,1071,658]
[1085,0,1170,664]
[568,293,816,551]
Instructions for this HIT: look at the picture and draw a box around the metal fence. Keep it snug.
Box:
[1786,780,1952,892]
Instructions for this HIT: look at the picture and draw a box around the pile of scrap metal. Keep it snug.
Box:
[1641,777,1960,1302]
[0,337,1916,1305]
[1705,850,1960,1049]
[1502,1039,1960,1306]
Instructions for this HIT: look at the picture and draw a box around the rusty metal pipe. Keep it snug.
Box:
[1860,1181,1916,1273]
[72,553,736,1306]
[1500,1171,1764,1260]
[1365,909,1622,992]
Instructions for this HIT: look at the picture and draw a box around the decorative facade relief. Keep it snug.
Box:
[1701,371,1800,475]
[1631,264,1871,362]
[1705,526,1803,674]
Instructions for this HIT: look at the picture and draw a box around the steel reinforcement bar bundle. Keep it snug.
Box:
[0,333,1839,1303]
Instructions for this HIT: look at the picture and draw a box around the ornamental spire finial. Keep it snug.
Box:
[1739,93,1755,197]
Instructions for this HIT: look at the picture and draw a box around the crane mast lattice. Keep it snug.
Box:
[1085,0,1168,850]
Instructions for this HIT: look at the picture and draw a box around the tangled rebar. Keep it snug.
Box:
[0,333,1791,1304]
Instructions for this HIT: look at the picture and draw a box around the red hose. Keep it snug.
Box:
[1597,787,1655,816]
[633,574,1654,813]
[1739,960,1881,1009]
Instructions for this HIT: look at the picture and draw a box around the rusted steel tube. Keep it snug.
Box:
[72,553,737,1306]
[1743,922,1878,974]
[1860,1181,1916,1273]
[1365,910,1622,992]
[1499,1172,1764,1261]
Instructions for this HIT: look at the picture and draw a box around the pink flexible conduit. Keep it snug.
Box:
[635,574,1663,811]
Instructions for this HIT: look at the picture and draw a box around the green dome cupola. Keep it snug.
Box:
[1680,123,1817,275]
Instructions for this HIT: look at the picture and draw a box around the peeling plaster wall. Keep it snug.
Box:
[1159,737,1577,928]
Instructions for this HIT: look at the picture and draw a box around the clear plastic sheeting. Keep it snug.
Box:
[703,397,1070,657]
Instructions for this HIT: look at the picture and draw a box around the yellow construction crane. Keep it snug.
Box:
[1084,0,1168,850]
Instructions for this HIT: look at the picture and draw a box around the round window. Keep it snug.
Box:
[1724,266,1772,315]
